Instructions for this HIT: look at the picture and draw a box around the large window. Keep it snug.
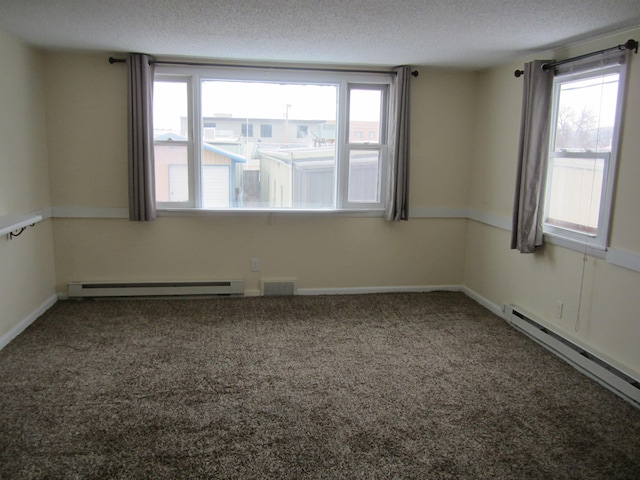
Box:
[543,60,627,249]
[152,67,393,211]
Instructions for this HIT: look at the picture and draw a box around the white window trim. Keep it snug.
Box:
[154,75,195,209]
[341,83,389,209]
[153,66,394,214]
[542,60,629,252]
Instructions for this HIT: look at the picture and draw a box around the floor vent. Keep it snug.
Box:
[504,305,640,409]
[262,280,296,296]
[68,280,244,298]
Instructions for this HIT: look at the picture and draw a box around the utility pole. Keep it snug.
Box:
[285,104,292,146]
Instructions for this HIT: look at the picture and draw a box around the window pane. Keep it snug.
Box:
[546,156,605,235]
[153,81,188,141]
[154,144,188,202]
[260,124,272,138]
[348,150,380,203]
[241,123,254,137]
[554,73,619,152]
[349,89,381,143]
[201,80,337,209]
[154,81,190,204]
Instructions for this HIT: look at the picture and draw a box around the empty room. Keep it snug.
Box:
[1,1,639,478]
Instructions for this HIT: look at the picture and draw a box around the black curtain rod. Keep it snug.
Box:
[513,38,638,77]
[109,56,419,77]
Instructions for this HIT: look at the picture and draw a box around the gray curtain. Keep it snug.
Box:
[127,53,156,221]
[384,66,411,221]
[510,60,553,252]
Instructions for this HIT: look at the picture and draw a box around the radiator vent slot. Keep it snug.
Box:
[262,280,296,296]
[68,280,244,298]
[504,305,640,409]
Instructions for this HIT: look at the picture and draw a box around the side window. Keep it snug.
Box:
[544,63,625,249]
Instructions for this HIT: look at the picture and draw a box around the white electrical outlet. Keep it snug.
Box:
[555,301,564,319]
[251,258,260,272]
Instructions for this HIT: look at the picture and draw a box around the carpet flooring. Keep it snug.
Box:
[1,292,639,479]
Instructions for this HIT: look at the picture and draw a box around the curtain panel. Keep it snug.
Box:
[127,53,157,221]
[510,60,553,253]
[384,66,411,221]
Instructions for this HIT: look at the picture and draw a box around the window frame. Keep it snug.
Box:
[153,66,394,213]
[343,83,389,208]
[542,61,629,251]
[153,76,195,208]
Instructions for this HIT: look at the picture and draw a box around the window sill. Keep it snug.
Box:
[543,233,607,259]
[156,208,385,218]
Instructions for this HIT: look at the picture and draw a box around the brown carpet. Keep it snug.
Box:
[1,292,639,479]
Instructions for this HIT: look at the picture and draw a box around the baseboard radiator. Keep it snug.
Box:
[504,305,640,408]
[68,280,244,298]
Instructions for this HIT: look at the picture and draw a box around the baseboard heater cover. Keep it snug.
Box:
[504,305,640,409]
[68,280,244,298]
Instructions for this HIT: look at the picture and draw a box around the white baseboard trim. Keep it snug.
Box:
[296,285,508,323]
[296,285,463,296]
[0,294,57,351]
[283,284,506,323]
[461,286,506,319]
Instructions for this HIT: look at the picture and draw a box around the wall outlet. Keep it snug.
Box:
[555,301,564,319]
[250,258,260,272]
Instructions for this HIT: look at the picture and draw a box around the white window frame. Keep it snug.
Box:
[343,83,388,208]
[154,76,195,208]
[543,61,628,251]
[153,66,393,213]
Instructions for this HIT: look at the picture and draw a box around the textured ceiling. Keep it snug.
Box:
[0,0,639,68]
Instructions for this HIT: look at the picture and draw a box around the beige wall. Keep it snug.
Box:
[464,27,640,375]
[46,55,475,294]
[411,68,476,209]
[0,30,56,339]
[45,53,129,208]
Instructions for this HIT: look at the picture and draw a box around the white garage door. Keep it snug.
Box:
[202,165,230,208]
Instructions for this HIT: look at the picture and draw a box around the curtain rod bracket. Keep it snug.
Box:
[109,56,126,64]
[625,39,639,54]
